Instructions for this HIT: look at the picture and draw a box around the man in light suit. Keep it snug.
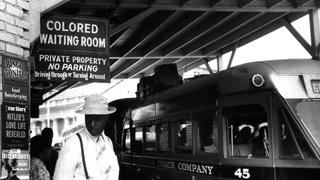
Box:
[54,94,119,180]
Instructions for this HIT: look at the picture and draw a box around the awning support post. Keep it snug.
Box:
[217,55,224,72]
[227,42,238,69]
[309,9,320,60]
[202,58,214,75]
[281,17,313,56]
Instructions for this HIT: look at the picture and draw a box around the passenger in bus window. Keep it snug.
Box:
[176,121,192,154]
[202,136,218,153]
[278,111,302,157]
[53,94,119,180]
[145,125,156,151]
[197,116,218,153]
[233,126,253,157]
[252,123,269,157]
[124,129,131,151]
[178,125,187,145]
[279,122,302,157]
[159,123,171,152]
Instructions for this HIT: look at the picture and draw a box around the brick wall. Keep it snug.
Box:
[0,0,29,58]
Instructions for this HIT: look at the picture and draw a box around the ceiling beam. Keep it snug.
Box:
[110,29,128,48]
[163,12,234,56]
[182,13,305,73]
[266,0,283,8]
[119,11,176,56]
[110,11,176,70]
[110,7,157,36]
[66,0,317,12]
[281,17,313,56]
[178,12,288,71]
[209,0,223,7]
[202,13,287,54]
[178,59,206,74]
[116,0,125,7]
[109,54,218,60]
[179,0,189,7]
[41,82,78,104]
[128,12,263,77]
[111,11,207,78]
[124,12,236,78]
[179,12,263,61]
[148,0,157,6]
[289,0,313,8]
[238,0,257,8]
[111,59,137,78]
[220,13,306,56]
[142,11,207,56]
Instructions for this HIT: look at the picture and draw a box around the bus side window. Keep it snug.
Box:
[158,123,171,152]
[124,129,131,152]
[195,111,218,154]
[144,124,156,151]
[132,127,143,153]
[278,109,313,158]
[175,120,192,154]
[224,105,269,158]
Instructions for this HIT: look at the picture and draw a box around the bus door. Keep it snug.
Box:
[218,91,275,180]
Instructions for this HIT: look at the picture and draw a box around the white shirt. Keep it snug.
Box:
[53,129,119,180]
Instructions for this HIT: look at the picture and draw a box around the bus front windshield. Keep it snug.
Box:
[293,100,320,151]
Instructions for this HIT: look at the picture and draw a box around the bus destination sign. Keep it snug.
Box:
[311,80,320,94]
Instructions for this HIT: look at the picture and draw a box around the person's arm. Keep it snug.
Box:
[108,155,119,180]
[39,161,51,180]
[53,136,80,180]
[106,137,119,180]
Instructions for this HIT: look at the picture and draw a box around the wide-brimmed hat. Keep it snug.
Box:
[75,94,116,115]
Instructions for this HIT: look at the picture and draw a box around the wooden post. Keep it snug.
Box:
[309,9,320,60]
[202,58,214,75]
[227,43,238,69]
[217,55,224,72]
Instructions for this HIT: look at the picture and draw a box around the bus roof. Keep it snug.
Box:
[137,59,320,107]
[245,59,320,75]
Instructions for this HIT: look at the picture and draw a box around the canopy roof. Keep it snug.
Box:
[31,0,319,104]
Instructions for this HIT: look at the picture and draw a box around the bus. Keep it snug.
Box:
[114,59,320,180]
